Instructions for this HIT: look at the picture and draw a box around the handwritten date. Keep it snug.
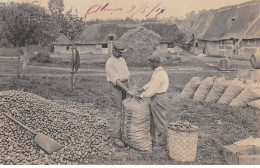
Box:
[85,2,165,18]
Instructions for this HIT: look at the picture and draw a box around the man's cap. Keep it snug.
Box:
[147,54,161,63]
[113,41,127,51]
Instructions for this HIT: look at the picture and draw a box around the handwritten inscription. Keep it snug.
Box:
[86,3,123,15]
[85,2,165,18]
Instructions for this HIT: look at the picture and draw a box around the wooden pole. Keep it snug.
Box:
[22,43,29,69]
[17,52,21,79]
[233,14,260,53]
[71,44,75,90]
[17,49,22,89]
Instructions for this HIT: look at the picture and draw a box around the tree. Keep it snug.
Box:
[143,23,185,47]
[185,11,197,23]
[48,0,64,16]
[198,9,207,16]
[48,1,84,90]
[59,9,85,41]
[48,0,64,42]
[0,2,51,68]
[59,8,85,90]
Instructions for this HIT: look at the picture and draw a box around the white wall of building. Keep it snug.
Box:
[54,44,109,55]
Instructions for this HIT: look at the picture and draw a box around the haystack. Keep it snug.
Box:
[119,26,161,66]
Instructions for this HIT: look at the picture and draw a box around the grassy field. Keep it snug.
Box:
[0,51,259,165]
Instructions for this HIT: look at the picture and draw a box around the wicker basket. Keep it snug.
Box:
[168,129,198,162]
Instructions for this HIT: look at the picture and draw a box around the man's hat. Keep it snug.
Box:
[147,54,161,63]
[113,41,127,51]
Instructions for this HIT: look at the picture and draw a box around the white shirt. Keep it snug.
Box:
[105,56,130,85]
[140,66,169,98]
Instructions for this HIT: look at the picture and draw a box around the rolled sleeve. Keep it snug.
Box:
[140,77,161,98]
[140,87,157,98]
[143,83,150,91]
[140,68,169,98]
[106,63,119,85]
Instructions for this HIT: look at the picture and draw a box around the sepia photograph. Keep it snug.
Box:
[0,0,260,165]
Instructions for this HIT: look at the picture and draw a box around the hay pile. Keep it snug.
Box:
[119,26,161,66]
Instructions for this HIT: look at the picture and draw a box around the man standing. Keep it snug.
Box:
[105,41,134,147]
[136,54,169,148]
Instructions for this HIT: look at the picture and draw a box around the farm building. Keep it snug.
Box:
[188,0,260,59]
[53,22,184,55]
[53,24,132,55]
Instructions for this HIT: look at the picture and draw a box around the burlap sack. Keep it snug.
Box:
[121,98,152,151]
[248,99,260,110]
[217,79,246,105]
[193,76,217,102]
[205,77,230,103]
[179,77,202,100]
[229,86,260,107]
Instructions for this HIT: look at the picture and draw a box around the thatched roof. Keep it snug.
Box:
[54,22,182,45]
[191,0,260,41]
[54,23,134,45]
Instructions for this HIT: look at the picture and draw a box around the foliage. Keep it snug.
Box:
[0,38,10,47]
[144,23,186,47]
[47,0,64,41]
[57,8,85,89]
[98,23,130,41]
[59,9,85,41]
[0,2,51,47]
[174,9,208,34]
[48,0,64,16]
[29,52,53,63]
[185,11,197,26]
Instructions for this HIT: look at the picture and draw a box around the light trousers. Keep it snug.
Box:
[150,93,168,146]
[108,82,127,139]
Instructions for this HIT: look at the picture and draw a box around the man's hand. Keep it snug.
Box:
[120,79,128,83]
[135,93,142,100]
[137,87,144,93]
[127,90,136,97]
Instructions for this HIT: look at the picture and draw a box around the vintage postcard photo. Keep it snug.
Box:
[0,0,260,165]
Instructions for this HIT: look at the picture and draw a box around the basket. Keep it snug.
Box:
[168,129,198,162]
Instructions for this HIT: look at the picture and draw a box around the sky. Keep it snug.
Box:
[0,0,254,20]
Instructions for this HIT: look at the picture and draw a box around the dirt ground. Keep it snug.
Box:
[0,51,259,165]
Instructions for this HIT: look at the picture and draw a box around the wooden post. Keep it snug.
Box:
[17,49,23,89]
[71,44,75,90]
[17,52,21,79]
[22,43,29,69]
